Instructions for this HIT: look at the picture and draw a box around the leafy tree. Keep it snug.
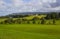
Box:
[59,13,60,18]
[0,22,4,24]
[53,19,56,24]
[32,16,40,21]
[3,18,13,24]
[45,14,51,20]
[14,19,22,24]
[32,21,36,24]
[27,21,30,24]
[41,18,45,24]
[38,21,40,24]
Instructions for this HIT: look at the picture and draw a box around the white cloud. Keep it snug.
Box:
[0,0,60,16]
[12,0,47,7]
[42,0,56,3]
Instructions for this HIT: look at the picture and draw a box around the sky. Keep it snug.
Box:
[0,0,60,16]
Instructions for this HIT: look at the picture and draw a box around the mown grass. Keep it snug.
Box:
[0,24,60,39]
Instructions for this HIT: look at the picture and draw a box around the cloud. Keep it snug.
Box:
[0,0,60,16]
[11,0,57,12]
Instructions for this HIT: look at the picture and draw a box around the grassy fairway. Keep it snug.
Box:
[0,24,60,39]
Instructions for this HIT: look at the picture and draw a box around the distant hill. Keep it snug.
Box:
[8,12,50,15]
[0,12,60,18]
[4,12,50,18]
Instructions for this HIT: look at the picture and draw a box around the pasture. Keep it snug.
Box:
[0,14,60,39]
[0,24,60,39]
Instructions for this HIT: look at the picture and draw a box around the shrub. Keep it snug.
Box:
[27,21,30,24]
[32,16,40,21]
[41,18,46,24]
[0,22,4,24]
[53,19,56,24]
[3,18,14,24]
[14,19,21,24]
[32,21,36,24]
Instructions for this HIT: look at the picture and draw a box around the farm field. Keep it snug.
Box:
[0,24,60,39]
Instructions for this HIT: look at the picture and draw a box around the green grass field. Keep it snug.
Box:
[0,24,60,39]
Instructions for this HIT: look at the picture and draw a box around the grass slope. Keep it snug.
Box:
[0,24,60,39]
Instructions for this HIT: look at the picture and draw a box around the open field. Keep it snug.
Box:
[0,24,60,39]
[0,14,60,39]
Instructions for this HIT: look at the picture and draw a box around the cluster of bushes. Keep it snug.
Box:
[0,17,56,25]
[1,13,59,24]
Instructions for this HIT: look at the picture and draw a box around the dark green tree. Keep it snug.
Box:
[3,18,13,24]
[41,18,45,24]
[53,19,56,24]
[32,21,36,24]
[32,16,40,21]
[0,22,4,24]
[27,21,30,24]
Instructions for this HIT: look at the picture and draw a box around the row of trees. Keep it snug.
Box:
[45,13,60,20]
[0,12,58,25]
[0,17,56,25]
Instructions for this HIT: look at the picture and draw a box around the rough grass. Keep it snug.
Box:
[0,24,60,39]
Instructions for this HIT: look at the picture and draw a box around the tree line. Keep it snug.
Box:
[0,16,56,25]
[0,12,60,24]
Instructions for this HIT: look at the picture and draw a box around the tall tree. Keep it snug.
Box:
[41,18,45,24]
